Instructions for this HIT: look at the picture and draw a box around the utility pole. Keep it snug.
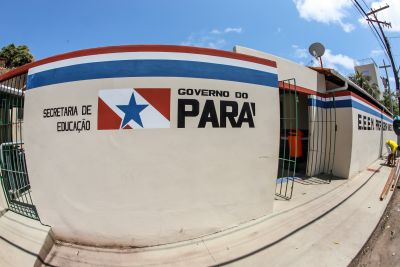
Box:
[380,59,393,113]
[366,4,400,113]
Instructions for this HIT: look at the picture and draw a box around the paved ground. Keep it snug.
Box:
[349,175,400,267]
[0,159,394,266]
[0,211,52,267]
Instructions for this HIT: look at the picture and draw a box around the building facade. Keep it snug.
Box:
[0,45,396,247]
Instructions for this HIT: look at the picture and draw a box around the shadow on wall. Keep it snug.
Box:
[0,186,7,213]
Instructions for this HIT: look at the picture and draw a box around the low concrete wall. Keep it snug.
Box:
[349,96,395,178]
[306,92,395,179]
[23,47,280,246]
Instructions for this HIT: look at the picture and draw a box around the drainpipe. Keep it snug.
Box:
[326,80,348,92]
[325,69,349,93]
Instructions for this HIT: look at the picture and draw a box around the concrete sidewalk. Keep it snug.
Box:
[0,211,53,267]
[0,159,394,266]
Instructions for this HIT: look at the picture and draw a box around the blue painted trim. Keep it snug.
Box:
[276,177,301,184]
[27,60,278,89]
[308,98,393,123]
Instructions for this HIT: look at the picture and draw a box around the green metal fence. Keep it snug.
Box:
[276,79,298,200]
[306,94,337,182]
[0,73,39,220]
[276,81,338,200]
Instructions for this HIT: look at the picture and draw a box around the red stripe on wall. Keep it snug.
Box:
[279,83,392,119]
[278,81,324,96]
[0,45,277,82]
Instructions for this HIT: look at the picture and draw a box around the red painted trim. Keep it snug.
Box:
[329,90,350,97]
[321,91,392,118]
[347,92,392,118]
[279,81,314,95]
[279,82,393,119]
[328,90,389,117]
[279,81,325,97]
[0,45,277,82]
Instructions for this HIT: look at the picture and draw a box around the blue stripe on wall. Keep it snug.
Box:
[308,98,393,123]
[27,60,279,89]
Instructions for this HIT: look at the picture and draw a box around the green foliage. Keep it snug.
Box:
[349,71,380,100]
[380,89,399,115]
[395,102,400,116]
[348,71,400,115]
[0,44,34,68]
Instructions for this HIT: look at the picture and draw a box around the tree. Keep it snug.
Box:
[0,44,34,68]
[349,71,380,99]
[381,89,399,115]
[370,82,381,100]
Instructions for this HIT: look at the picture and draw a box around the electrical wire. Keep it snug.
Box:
[352,0,387,49]
[351,0,390,58]
[360,0,370,10]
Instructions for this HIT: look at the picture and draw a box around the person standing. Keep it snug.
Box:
[386,139,398,166]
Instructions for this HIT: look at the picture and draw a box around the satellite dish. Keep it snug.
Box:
[309,42,325,68]
[309,42,325,58]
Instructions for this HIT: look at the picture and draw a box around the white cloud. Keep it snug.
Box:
[358,1,400,32]
[322,49,356,70]
[207,39,227,49]
[224,27,243,33]
[368,0,400,32]
[291,45,356,74]
[292,44,308,58]
[181,32,227,49]
[293,0,355,32]
[340,22,356,33]
[370,49,385,57]
[181,27,243,49]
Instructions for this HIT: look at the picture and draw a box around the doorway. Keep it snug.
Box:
[275,79,310,199]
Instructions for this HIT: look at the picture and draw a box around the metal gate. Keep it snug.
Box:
[276,81,337,200]
[306,93,337,182]
[276,79,298,200]
[0,73,39,220]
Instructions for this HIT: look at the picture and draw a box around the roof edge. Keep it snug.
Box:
[0,44,277,82]
[310,66,393,117]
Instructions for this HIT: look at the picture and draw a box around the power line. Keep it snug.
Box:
[352,0,400,112]
[360,0,369,9]
[380,59,393,113]
[351,0,388,55]
[353,1,387,50]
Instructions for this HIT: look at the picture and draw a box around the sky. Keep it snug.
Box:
[1,0,399,88]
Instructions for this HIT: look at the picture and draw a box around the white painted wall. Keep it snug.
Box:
[348,104,395,178]
[23,56,279,246]
[234,46,320,92]
[307,96,395,179]
[332,107,353,178]
[17,45,397,248]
